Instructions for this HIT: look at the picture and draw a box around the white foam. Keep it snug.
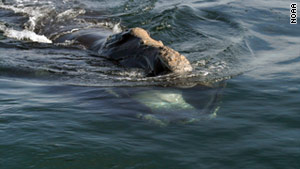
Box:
[113,23,122,33]
[0,3,53,43]
[6,29,52,43]
[0,4,53,31]
[56,9,86,21]
[0,23,5,30]
[0,24,52,43]
[0,4,24,13]
[0,2,120,43]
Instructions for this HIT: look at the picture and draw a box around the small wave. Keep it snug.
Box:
[0,3,53,31]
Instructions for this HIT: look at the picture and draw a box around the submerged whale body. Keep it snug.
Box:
[53,27,193,76]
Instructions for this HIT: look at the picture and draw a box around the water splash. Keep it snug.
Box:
[0,23,52,43]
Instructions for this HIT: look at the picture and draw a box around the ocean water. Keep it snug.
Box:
[0,0,300,168]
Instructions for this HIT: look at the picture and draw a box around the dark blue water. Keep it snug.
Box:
[1,0,300,168]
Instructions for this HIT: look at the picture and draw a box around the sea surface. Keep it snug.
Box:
[0,0,300,168]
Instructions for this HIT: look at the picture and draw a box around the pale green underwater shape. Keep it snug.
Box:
[133,90,195,111]
[133,90,219,126]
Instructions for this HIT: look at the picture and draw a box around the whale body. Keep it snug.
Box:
[53,27,193,76]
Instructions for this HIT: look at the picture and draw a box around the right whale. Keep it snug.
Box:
[0,1,227,126]
[53,27,193,77]
[52,27,223,126]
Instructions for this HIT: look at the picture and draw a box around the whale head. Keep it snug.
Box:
[99,27,193,76]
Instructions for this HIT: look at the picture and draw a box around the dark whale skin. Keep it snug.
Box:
[53,27,193,76]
